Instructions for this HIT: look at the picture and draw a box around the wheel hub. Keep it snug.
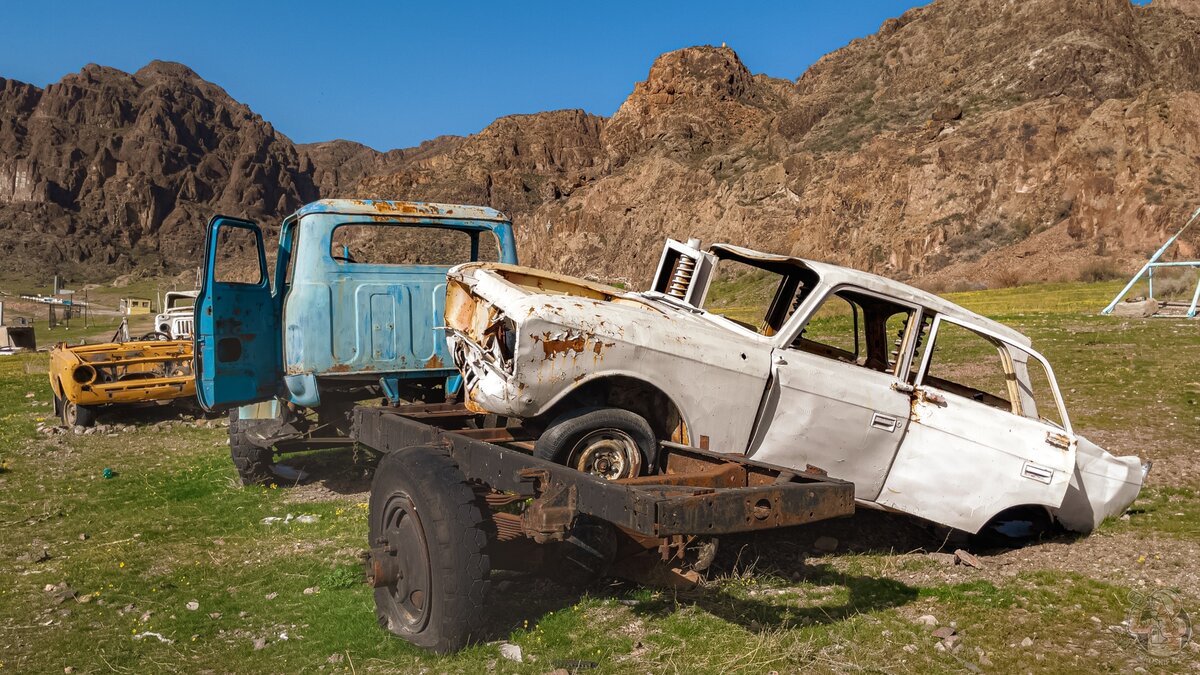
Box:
[369,492,432,632]
[568,430,641,479]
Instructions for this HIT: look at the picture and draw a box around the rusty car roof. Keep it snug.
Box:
[294,199,511,223]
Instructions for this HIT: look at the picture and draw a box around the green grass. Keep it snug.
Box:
[2,279,1199,672]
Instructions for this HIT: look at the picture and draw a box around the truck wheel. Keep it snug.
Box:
[228,408,275,486]
[368,447,491,653]
[534,407,656,479]
[61,400,97,428]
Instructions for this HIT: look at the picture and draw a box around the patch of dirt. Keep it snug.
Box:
[276,448,374,503]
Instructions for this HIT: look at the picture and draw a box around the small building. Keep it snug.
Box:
[120,297,152,315]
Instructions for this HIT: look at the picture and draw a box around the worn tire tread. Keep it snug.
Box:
[228,408,275,486]
[370,447,491,653]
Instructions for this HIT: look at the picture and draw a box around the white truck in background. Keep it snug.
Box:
[154,290,198,339]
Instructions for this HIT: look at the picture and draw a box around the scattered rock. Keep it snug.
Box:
[264,592,278,600]
[931,102,963,121]
[185,600,199,611]
[902,644,918,654]
[253,637,268,650]
[303,586,319,595]
[812,536,838,553]
[327,653,344,664]
[914,614,938,629]
[954,549,984,568]
[499,642,523,663]
[1020,636,1034,648]
[209,612,221,619]
[932,626,955,639]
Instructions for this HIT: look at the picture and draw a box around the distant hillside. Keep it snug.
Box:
[3,0,1200,287]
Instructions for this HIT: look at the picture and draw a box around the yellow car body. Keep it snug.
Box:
[48,340,196,426]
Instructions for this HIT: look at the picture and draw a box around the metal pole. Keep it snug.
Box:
[1102,204,1200,314]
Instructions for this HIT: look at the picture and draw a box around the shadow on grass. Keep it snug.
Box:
[275,446,376,496]
[628,563,919,631]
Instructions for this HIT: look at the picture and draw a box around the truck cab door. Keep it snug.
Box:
[194,216,281,411]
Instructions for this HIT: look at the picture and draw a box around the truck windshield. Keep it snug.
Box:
[330,223,500,266]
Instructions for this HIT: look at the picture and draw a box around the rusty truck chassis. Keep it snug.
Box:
[352,402,853,647]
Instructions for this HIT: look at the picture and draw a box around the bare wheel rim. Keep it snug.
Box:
[62,401,77,426]
[379,492,432,632]
[566,429,641,479]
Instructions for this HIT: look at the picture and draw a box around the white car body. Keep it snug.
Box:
[445,240,1146,534]
[154,291,199,339]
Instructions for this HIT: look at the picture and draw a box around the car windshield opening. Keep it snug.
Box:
[703,254,818,336]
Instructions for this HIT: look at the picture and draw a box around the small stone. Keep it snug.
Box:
[902,644,917,654]
[264,592,277,600]
[78,533,88,541]
[327,654,344,664]
[303,586,319,595]
[914,614,938,629]
[253,637,268,650]
[943,634,961,649]
[932,626,955,639]
[499,642,523,663]
[64,668,74,674]
[954,549,984,568]
[813,536,838,553]
[209,612,221,619]
[934,641,946,652]
[1021,637,1034,648]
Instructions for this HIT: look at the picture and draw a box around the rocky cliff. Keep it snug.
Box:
[4,0,1200,287]
[361,0,1200,287]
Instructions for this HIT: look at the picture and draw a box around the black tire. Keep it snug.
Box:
[369,447,491,653]
[534,407,657,479]
[228,408,275,486]
[61,399,97,428]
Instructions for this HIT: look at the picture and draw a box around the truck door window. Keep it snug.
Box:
[922,321,1013,411]
[214,226,264,285]
[329,224,499,265]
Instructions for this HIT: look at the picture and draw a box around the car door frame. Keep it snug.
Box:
[875,313,1078,533]
[747,284,925,499]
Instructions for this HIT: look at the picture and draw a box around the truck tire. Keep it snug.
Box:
[228,408,275,486]
[60,399,97,428]
[369,447,491,653]
[534,407,656,479]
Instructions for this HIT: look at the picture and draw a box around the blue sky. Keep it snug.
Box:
[0,1,929,151]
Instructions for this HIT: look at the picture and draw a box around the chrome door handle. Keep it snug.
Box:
[870,412,899,432]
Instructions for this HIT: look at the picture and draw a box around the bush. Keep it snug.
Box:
[1077,259,1125,283]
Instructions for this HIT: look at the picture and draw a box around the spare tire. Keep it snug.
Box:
[533,407,657,479]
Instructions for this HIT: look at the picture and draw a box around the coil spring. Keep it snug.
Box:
[667,255,697,299]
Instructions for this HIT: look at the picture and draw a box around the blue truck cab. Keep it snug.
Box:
[195,199,518,482]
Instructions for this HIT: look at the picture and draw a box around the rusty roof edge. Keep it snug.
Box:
[295,199,511,223]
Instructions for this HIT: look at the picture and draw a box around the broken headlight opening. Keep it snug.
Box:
[480,316,517,374]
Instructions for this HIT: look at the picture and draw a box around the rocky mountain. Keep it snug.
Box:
[3,0,1200,288]
[361,0,1200,288]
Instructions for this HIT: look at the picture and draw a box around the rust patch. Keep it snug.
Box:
[425,354,445,369]
[327,363,352,373]
[538,333,586,358]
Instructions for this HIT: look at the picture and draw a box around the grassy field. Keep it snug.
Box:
[1,280,1198,673]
